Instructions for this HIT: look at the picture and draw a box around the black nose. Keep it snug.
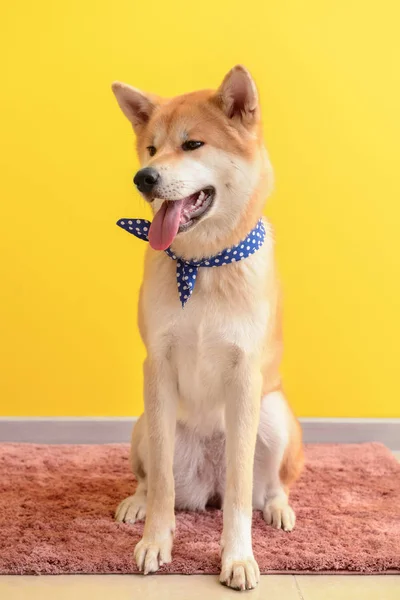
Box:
[133,167,160,194]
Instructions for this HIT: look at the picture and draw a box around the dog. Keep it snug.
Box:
[112,65,303,591]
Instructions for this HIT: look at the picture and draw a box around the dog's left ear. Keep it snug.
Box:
[215,65,259,125]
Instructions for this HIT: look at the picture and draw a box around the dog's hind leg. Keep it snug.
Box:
[115,414,148,524]
[115,480,147,524]
[253,390,303,532]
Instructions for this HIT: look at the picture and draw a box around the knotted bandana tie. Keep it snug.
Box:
[116,218,266,308]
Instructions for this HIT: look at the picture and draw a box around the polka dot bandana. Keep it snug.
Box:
[116,218,266,308]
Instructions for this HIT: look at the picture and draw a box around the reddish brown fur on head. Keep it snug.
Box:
[112,66,273,258]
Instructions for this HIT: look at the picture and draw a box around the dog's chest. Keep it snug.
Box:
[171,305,235,431]
[143,248,271,431]
[173,312,227,395]
[167,269,266,429]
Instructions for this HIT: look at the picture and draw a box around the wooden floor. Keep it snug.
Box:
[1,574,399,600]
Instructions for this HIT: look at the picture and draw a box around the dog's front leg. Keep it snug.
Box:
[220,358,261,591]
[134,356,177,574]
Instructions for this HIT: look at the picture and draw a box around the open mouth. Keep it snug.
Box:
[178,187,214,231]
[148,187,215,251]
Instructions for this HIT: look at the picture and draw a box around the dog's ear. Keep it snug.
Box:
[215,65,259,125]
[111,82,158,133]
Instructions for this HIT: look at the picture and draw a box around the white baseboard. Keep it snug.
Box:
[299,417,400,449]
[0,417,399,449]
[0,417,135,445]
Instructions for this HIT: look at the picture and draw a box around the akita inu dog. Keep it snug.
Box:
[112,65,303,591]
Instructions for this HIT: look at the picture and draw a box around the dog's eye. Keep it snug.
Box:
[147,146,156,157]
[182,140,205,152]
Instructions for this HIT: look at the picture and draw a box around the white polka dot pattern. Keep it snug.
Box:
[116,218,266,308]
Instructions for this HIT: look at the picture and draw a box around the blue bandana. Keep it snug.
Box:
[116,217,266,308]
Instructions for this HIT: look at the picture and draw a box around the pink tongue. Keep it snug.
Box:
[148,199,184,251]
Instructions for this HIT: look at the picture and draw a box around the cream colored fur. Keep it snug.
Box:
[112,66,303,591]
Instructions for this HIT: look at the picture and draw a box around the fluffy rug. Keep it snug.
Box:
[0,442,399,575]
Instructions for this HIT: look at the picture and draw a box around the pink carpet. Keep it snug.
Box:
[0,442,399,575]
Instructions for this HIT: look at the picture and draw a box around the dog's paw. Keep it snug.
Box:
[115,494,147,524]
[220,556,260,591]
[134,535,173,575]
[263,497,296,531]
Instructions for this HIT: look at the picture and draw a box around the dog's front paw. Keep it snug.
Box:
[115,493,147,524]
[134,534,173,575]
[263,497,296,531]
[220,555,260,591]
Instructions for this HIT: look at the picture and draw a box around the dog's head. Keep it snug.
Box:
[112,66,273,256]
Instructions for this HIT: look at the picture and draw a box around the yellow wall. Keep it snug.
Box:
[1,2,399,418]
